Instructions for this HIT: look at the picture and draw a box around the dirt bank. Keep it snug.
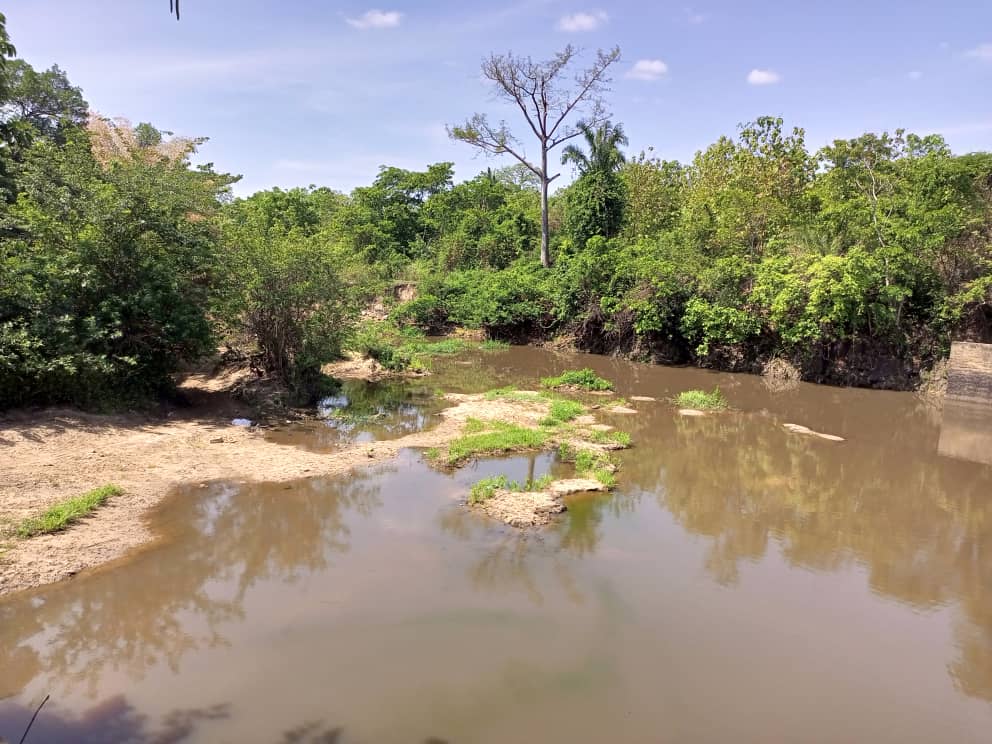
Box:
[0,377,624,596]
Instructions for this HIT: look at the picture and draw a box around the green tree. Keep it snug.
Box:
[219,188,364,395]
[560,120,628,245]
[1,60,88,143]
[0,127,236,408]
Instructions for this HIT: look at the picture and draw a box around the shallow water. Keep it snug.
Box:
[2,347,992,743]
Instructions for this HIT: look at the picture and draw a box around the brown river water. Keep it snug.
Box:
[2,347,992,743]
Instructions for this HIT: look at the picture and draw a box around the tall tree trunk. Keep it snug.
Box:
[540,147,550,268]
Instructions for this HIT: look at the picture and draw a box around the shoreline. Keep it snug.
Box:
[0,374,625,597]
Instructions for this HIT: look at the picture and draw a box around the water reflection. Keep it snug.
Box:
[265,379,443,452]
[0,473,383,702]
[0,697,229,744]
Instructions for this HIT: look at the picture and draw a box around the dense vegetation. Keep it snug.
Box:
[1,19,990,409]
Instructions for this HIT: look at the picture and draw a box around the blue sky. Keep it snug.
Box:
[6,1,991,195]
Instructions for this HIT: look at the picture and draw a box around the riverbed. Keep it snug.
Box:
[1,346,991,743]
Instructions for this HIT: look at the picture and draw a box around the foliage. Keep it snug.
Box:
[541,368,614,391]
[18,484,121,537]
[674,388,728,410]
[1,128,235,409]
[219,187,362,395]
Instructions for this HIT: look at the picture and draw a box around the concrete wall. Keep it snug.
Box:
[946,342,992,405]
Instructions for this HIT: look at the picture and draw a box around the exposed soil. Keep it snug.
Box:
[475,478,607,528]
[0,374,627,596]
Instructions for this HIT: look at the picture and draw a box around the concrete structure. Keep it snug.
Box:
[946,342,992,405]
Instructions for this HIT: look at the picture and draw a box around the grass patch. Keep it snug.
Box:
[468,473,555,504]
[445,423,549,466]
[463,417,488,434]
[18,484,121,538]
[479,339,510,351]
[589,429,632,447]
[540,368,614,392]
[558,446,619,487]
[674,387,728,410]
[469,475,508,504]
[592,469,617,488]
[483,387,541,402]
[540,399,585,426]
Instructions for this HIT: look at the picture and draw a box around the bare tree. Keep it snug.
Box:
[448,45,621,267]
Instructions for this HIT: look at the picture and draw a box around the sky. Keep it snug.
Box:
[5,0,992,196]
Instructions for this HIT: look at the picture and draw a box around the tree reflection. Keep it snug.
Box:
[0,473,382,701]
[630,410,992,701]
[0,696,229,744]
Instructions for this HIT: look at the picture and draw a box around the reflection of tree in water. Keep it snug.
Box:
[0,473,383,701]
[0,696,229,744]
[637,411,992,701]
[437,480,640,607]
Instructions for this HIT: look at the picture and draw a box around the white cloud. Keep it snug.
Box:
[908,70,923,80]
[626,59,669,81]
[965,43,992,61]
[346,9,402,30]
[557,11,608,32]
[747,68,781,85]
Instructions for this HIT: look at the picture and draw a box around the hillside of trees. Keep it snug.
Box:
[2,15,991,409]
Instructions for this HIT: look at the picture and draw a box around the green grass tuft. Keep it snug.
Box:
[674,387,728,410]
[18,484,121,538]
[479,339,510,351]
[540,369,614,392]
[445,424,549,466]
[483,387,541,402]
[540,399,585,426]
[589,429,632,447]
[469,475,508,504]
[593,468,617,488]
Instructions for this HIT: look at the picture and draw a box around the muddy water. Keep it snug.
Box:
[2,347,992,743]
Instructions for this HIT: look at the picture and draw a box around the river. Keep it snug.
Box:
[1,346,991,743]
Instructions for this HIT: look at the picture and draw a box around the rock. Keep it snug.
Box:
[588,423,614,432]
[783,423,845,442]
[678,408,706,417]
[609,406,638,414]
[209,437,225,443]
[574,414,597,425]
[630,395,656,402]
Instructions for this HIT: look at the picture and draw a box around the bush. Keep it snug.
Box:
[390,295,449,333]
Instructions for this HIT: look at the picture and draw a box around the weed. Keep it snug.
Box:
[540,369,614,392]
[18,485,121,538]
[674,387,728,410]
